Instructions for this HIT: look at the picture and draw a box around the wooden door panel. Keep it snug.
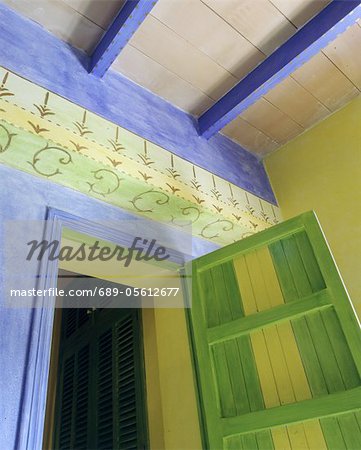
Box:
[188,212,361,449]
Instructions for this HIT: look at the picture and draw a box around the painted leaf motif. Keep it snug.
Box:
[201,219,234,240]
[0,123,16,153]
[87,169,121,197]
[28,145,72,177]
[171,207,201,227]
[130,190,169,213]
[0,72,14,97]
[28,121,49,135]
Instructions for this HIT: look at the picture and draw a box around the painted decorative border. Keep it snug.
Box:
[0,68,281,245]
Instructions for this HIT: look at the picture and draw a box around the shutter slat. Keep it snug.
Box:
[74,344,89,449]
[116,315,140,450]
[58,355,75,449]
[97,329,114,450]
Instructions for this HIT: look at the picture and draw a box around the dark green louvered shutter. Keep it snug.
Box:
[57,343,90,450]
[115,315,140,449]
[95,313,144,450]
[58,354,75,449]
[97,328,114,449]
[55,307,147,450]
[64,308,91,339]
[187,211,361,450]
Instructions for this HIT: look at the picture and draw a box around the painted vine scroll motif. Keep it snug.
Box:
[0,67,281,245]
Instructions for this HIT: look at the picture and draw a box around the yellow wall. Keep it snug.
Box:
[145,309,203,450]
[265,95,361,318]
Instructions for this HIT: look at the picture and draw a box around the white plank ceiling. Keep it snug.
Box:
[2,0,361,158]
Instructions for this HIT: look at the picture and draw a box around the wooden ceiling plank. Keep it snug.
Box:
[113,45,214,116]
[128,14,238,100]
[1,0,103,53]
[292,52,360,111]
[221,116,279,157]
[269,0,331,28]
[62,0,126,30]
[202,0,296,55]
[323,23,361,89]
[264,76,330,128]
[239,98,304,144]
[151,0,265,80]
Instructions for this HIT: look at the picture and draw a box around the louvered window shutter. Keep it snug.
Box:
[187,212,361,449]
[95,314,144,450]
[57,343,90,450]
[55,309,146,450]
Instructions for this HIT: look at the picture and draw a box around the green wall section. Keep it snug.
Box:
[265,95,361,318]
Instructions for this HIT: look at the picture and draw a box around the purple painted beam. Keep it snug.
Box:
[89,0,158,77]
[198,0,361,139]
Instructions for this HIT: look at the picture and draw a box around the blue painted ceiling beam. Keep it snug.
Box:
[89,0,158,77]
[198,0,361,139]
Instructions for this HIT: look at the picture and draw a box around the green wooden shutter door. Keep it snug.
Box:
[95,314,143,450]
[58,354,75,449]
[96,328,114,449]
[116,315,141,449]
[57,343,90,450]
[187,212,361,450]
[55,308,147,450]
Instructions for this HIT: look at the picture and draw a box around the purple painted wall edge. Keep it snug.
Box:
[0,3,276,204]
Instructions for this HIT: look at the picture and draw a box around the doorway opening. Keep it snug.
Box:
[30,209,187,450]
[44,271,148,450]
